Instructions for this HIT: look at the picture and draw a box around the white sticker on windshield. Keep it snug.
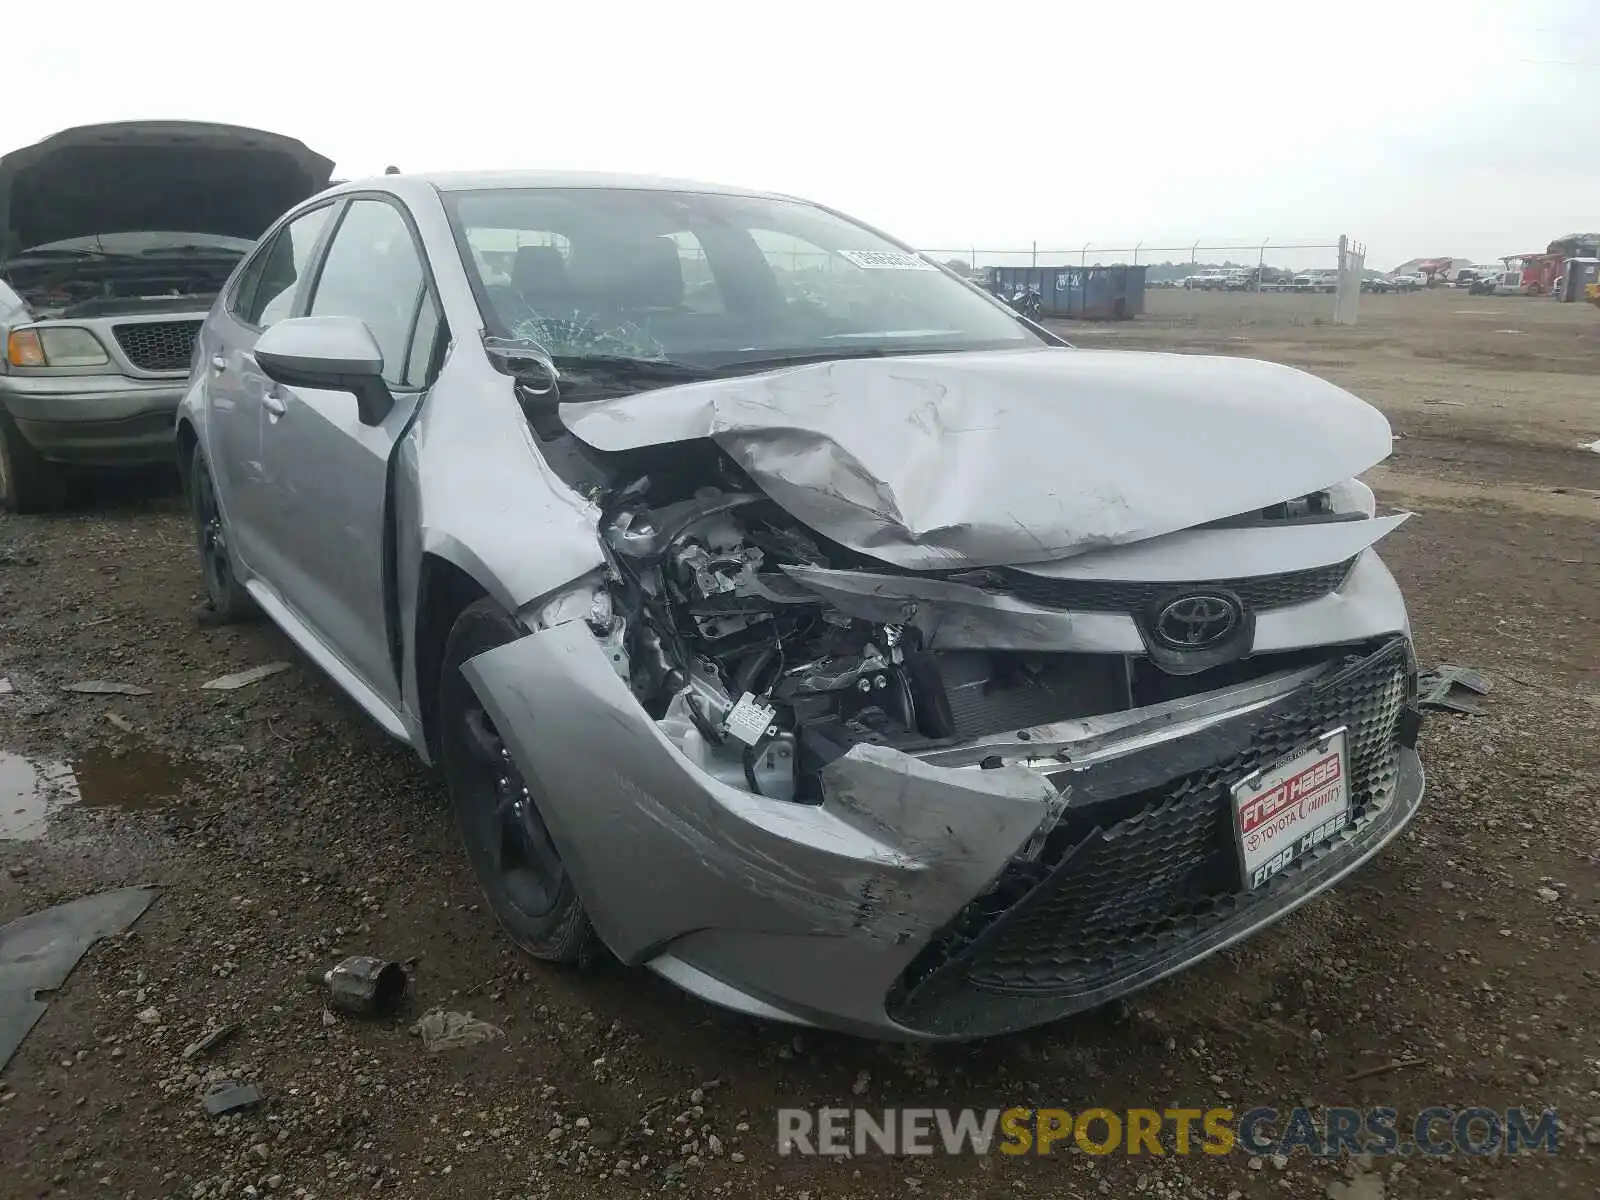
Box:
[837,249,938,271]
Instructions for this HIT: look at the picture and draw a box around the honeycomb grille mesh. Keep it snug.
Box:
[896,640,1412,1010]
[964,558,1359,613]
[113,320,202,372]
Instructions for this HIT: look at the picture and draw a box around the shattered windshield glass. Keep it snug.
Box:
[443,187,1040,370]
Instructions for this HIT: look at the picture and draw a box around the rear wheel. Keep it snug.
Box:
[189,446,254,621]
[439,598,594,962]
[0,409,64,513]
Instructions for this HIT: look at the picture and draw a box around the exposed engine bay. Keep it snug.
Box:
[2,251,243,320]
[600,482,966,803]
[585,456,1343,806]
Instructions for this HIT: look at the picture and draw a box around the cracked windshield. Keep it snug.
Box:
[446,187,1037,374]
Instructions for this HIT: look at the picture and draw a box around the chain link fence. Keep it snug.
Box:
[920,238,1369,323]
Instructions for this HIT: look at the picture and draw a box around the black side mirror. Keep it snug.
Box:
[254,316,395,426]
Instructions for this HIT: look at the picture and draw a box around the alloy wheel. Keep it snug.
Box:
[457,701,564,918]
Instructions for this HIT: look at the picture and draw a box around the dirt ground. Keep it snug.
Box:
[0,288,1595,1200]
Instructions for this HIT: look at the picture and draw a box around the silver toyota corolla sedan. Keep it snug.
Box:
[180,171,1425,1040]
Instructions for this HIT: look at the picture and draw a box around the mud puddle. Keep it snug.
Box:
[0,745,195,840]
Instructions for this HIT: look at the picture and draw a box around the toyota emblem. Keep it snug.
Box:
[1154,593,1241,649]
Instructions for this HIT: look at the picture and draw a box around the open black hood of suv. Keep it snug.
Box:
[0,121,333,257]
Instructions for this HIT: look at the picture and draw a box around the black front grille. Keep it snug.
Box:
[949,558,1358,613]
[112,320,201,372]
[888,638,1416,1035]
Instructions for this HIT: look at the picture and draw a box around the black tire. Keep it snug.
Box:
[439,598,594,962]
[0,408,64,513]
[189,446,255,621]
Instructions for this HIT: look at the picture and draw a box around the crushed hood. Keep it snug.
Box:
[0,121,333,257]
[562,347,1395,570]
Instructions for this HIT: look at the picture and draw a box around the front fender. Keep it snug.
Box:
[407,362,604,615]
[391,355,606,756]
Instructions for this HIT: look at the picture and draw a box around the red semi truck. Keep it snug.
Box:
[1515,252,1564,295]
[1515,234,1600,295]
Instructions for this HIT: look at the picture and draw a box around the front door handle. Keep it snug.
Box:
[210,355,227,374]
[263,393,287,419]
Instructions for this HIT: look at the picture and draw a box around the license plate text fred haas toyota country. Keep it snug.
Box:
[1233,728,1351,890]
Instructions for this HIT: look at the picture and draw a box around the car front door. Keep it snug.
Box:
[205,203,336,577]
[253,195,445,707]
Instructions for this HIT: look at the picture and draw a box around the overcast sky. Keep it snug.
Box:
[8,0,1598,269]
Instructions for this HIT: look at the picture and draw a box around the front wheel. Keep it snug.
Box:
[439,598,595,962]
[0,409,63,513]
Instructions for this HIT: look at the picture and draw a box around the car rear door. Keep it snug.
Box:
[203,202,336,577]
[252,195,445,706]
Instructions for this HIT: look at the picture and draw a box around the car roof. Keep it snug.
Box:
[375,169,785,199]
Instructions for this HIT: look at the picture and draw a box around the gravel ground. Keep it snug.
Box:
[1,290,1596,1199]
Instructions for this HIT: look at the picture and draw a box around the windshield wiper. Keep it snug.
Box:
[562,346,945,384]
[549,354,709,383]
[135,245,244,258]
[489,343,972,402]
[4,247,106,261]
[705,346,916,375]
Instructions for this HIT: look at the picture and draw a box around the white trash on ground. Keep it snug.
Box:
[62,680,152,696]
[201,662,291,691]
[410,1009,504,1052]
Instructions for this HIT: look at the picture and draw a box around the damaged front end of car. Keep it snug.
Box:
[460,347,1427,1039]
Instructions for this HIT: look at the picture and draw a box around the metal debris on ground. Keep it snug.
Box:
[201,1080,262,1116]
[201,662,291,691]
[0,678,12,695]
[410,1009,503,1052]
[103,711,135,733]
[182,1022,241,1060]
[62,680,153,696]
[1344,1056,1427,1083]
[1416,664,1492,715]
[0,886,159,1071]
[322,955,408,1015]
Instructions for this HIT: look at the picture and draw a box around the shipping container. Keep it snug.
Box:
[986,264,1147,320]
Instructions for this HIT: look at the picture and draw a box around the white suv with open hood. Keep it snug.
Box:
[0,121,331,511]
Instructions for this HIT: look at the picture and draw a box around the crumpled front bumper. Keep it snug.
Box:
[464,626,1424,1040]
